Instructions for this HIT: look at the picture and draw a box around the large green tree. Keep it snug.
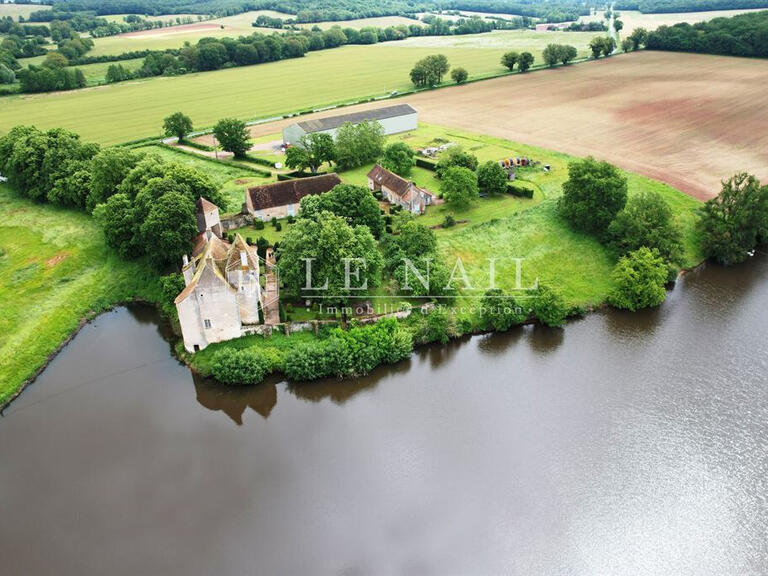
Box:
[518,51,534,72]
[698,172,768,265]
[140,192,198,269]
[334,119,385,170]
[558,157,628,238]
[163,111,193,142]
[87,147,143,211]
[213,117,250,158]
[607,190,684,265]
[440,166,479,208]
[477,161,508,195]
[608,247,669,311]
[277,211,383,300]
[501,51,519,71]
[381,141,415,177]
[409,54,450,87]
[300,183,385,237]
[285,132,335,174]
[436,145,478,177]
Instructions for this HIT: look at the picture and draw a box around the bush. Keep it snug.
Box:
[254,220,265,230]
[530,283,568,327]
[210,347,273,385]
[481,289,526,331]
[275,222,282,231]
[451,66,468,84]
[608,247,669,311]
[442,214,456,228]
[507,184,534,198]
[415,157,437,171]
[607,191,684,265]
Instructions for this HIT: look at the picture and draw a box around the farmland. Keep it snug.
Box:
[0,30,600,143]
[243,51,768,201]
[580,8,768,34]
[0,3,42,21]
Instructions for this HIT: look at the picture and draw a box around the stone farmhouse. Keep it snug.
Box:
[367,164,435,215]
[282,104,418,145]
[175,198,279,352]
[245,173,341,221]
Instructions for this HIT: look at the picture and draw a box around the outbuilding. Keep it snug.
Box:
[282,104,418,145]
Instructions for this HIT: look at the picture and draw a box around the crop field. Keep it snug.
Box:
[0,3,42,20]
[86,11,276,57]
[101,13,204,24]
[0,33,587,144]
[580,8,768,34]
[244,51,768,201]
[296,16,422,30]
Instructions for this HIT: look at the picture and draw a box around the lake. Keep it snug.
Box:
[1,255,766,575]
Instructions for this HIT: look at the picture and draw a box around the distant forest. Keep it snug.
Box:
[47,0,589,23]
[646,9,768,56]
[616,0,768,12]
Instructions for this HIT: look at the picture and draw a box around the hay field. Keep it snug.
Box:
[580,8,768,34]
[86,11,276,56]
[0,3,42,21]
[245,51,768,200]
[0,36,572,143]
[296,16,422,30]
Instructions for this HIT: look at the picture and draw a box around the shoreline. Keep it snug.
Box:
[2,259,711,412]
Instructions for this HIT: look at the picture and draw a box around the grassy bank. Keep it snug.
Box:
[0,184,161,407]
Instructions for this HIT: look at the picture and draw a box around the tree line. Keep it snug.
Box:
[645,10,768,58]
[616,0,768,14]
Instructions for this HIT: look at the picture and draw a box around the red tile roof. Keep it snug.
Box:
[247,173,342,211]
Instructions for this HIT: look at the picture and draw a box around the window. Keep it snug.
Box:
[204,319,212,329]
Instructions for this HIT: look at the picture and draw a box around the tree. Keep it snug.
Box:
[440,166,479,208]
[607,191,684,265]
[210,348,272,385]
[621,38,633,52]
[334,119,385,170]
[93,193,141,259]
[608,247,669,311]
[87,147,143,212]
[213,117,250,158]
[629,27,648,50]
[530,283,568,327]
[139,192,197,269]
[481,289,526,331]
[163,112,193,142]
[0,63,14,84]
[601,36,616,56]
[409,54,449,87]
[277,211,383,300]
[285,132,335,174]
[542,44,562,67]
[560,44,578,64]
[383,221,453,298]
[436,145,478,177]
[558,157,628,238]
[518,51,534,72]
[477,160,508,195]
[381,141,414,177]
[589,36,607,58]
[300,183,385,238]
[698,173,768,265]
[613,18,624,33]
[451,66,468,84]
[501,51,519,71]
[42,52,68,69]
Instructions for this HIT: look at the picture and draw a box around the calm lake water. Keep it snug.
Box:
[1,256,767,575]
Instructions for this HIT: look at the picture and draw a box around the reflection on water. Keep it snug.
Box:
[0,255,767,575]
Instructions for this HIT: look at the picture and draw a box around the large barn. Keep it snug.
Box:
[282,104,418,145]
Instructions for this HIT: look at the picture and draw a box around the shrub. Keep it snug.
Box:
[254,220,265,230]
[507,184,534,198]
[451,66,468,84]
[607,191,684,265]
[275,222,282,231]
[210,347,273,385]
[608,247,669,311]
[481,289,526,331]
[477,161,508,195]
[415,157,437,171]
[530,283,568,327]
[442,214,456,228]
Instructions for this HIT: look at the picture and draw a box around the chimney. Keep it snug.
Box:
[182,254,189,267]
[205,229,212,241]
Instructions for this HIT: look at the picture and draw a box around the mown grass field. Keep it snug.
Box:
[580,7,768,34]
[0,30,598,144]
[0,184,161,407]
[0,3,41,20]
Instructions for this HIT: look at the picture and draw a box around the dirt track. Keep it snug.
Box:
[244,52,768,200]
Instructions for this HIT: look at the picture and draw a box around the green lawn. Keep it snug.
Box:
[0,30,599,145]
[0,184,161,407]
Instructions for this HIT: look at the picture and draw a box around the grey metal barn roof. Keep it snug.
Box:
[296,104,417,133]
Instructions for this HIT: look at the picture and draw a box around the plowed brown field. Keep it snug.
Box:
[246,52,768,200]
